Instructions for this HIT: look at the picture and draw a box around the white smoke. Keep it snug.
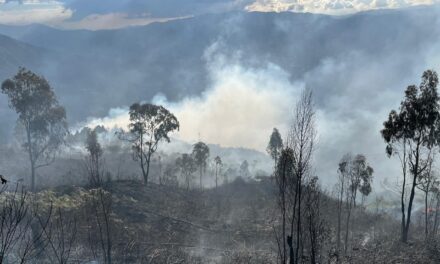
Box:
[82,52,301,152]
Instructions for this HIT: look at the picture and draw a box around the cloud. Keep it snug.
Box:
[0,0,72,25]
[59,13,191,30]
[245,0,440,14]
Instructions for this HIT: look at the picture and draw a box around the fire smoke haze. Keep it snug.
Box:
[1,0,440,188]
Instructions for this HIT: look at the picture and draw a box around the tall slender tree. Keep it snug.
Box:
[85,127,104,187]
[267,128,283,168]
[119,103,179,184]
[381,70,440,242]
[214,156,222,189]
[192,142,210,188]
[1,68,68,191]
[286,88,316,264]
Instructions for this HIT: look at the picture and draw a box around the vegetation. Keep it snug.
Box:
[1,65,440,263]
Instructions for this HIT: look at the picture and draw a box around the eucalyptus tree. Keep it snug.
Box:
[192,142,210,188]
[85,127,104,187]
[273,89,316,264]
[119,103,179,184]
[267,128,283,167]
[337,153,374,254]
[176,153,197,190]
[381,70,440,242]
[214,156,222,188]
[288,88,316,264]
[1,68,68,191]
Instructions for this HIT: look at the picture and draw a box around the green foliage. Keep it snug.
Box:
[120,103,179,184]
[192,141,210,170]
[382,70,440,153]
[1,67,68,190]
[267,128,283,162]
[1,68,68,160]
[176,153,197,189]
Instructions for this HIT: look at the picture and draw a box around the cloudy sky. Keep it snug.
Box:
[0,0,439,29]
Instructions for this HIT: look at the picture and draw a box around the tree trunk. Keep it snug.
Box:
[400,142,407,243]
[403,142,420,243]
[140,161,147,184]
[344,201,352,254]
[26,125,36,192]
[144,152,152,185]
[433,197,440,235]
[337,177,344,257]
[425,189,429,239]
[296,177,302,264]
[199,167,203,189]
[215,165,218,189]
[31,162,36,192]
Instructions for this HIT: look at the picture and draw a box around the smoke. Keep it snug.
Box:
[83,49,301,152]
[79,11,440,189]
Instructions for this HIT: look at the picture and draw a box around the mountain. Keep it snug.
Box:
[0,7,439,138]
[0,34,48,142]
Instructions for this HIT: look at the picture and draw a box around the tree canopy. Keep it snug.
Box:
[120,103,179,184]
[1,67,68,191]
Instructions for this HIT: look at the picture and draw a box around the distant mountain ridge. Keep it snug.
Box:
[0,7,439,143]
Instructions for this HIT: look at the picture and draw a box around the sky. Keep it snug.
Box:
[0,0,439,29]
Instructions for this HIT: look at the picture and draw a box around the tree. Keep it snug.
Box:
[287,88,316,264]
[274,89,316,264]
[38,207,77,264]
[336,154,350,257]
[267,128,283,167]
[240,160,250,179]
[336,153,374,255]
[274,148,295,264]
[304,177,328,264]
[176,154,197,190]
[347,155,373,255]
[192,142,210,188]
[1,68,68,191]
[214,156,222,189]
[416,152,436,239]
[85,127,104,187]
[119,103,179,184]
[0,184,51,263]
[351,154,374,207]
[381,70,440,243]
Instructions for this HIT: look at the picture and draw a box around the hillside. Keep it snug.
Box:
[0,7,439,125]
[34,178,438,263]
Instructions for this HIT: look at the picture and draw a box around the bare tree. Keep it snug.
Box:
[417,152,436,239]
[0,184,50,263]
[336,154,350,257]
[304,177,328,264]
[274,89,316,264]
[38,207,77,264]
[274,148,294,264]
[83,189,113,264]
[287,88,316,264]
[214,156,222,189]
